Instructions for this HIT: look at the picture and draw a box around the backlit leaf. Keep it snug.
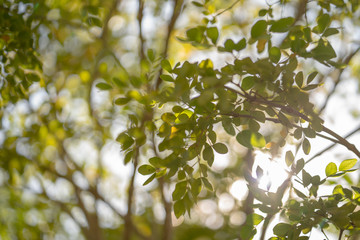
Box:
[174,200,185,218]
[339,159,357,171]
[269,46,281,63]
[325,162,337,177]
[285,151,294,167]
[161,59,172,72]
[206,27,219,44]
[302,138,311,155]
[246,213,264,226]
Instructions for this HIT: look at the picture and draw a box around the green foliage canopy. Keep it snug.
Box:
[1,0,360,239]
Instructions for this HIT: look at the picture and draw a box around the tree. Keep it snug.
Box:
[1,0,360,239]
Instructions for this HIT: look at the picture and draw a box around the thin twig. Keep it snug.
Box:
[151,131,173,240]
[123,147,140,240]
[318,47,360,114]
[155,0,184,89]
[215,0,241,17]
[306,124,360,164]
[137,0,145,61]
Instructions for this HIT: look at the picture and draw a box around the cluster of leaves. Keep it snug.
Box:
[266,158,359,239]
[2,0,360,239]
[114,0,360,239]
[0,1,44,105]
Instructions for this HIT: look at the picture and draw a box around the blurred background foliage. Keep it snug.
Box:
[1,0,360,239]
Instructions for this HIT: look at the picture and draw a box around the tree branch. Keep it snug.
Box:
[159,178,173,240]
[137,0,145,61]
[306,124,360,164]
[215,0,241,17]
[155,0,184,89]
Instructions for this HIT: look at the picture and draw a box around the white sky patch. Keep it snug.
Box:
[253,151,289,192]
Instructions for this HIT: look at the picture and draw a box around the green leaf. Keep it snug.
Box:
[203,145,214,166]
[295,71,303,88]
[294,158,305,174]
[270,17,294,33]
[201,177,213,191]
[307,71,318,84]
[161,59,172,72]
[339,158,357,171]
[114,97,130,105]
[236,130,252,149]
[186,27,203,42]
[246,213,264,226]
[190,178,202,197]
[303,127,316,138]
[241,76,255,90]
[302,138,311,155]
[143,173,156,186]
[174,199,185,218]
[293,188,307,199]
[26,73,40,82]
[302,170,311,187]
[302,84,319,91]
[206,27,219,44]
[269,46,281,63]
[258,9,268,17]
[191,1,203,7]
[273,223,292,237]
[252,111,266,123]
[149,157,163,168]
[172,181,187,201]
[312,39,337,61]
[208,130,217,144]
[223,39,236,52]
[160,74,174,82]
[323,27,339,37]
[316,14,331,33]
[124,151,133,165]
[250,132,266,148]
[213,143,228,154]
[251,20,267,39]
[178,170,186,180]
[96,82,113,90]
[147,49,155,61]
[138,164,156,175]
[293,128,302,140]
[234,38,247,51]
[161,112,176,124]
[240,225,257,240]
[156,168,167,178]
[222,118,236,136]
[351,186,360,194]
[325,162,337,177]
[285,151,294,167]
[116,133,135,151]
